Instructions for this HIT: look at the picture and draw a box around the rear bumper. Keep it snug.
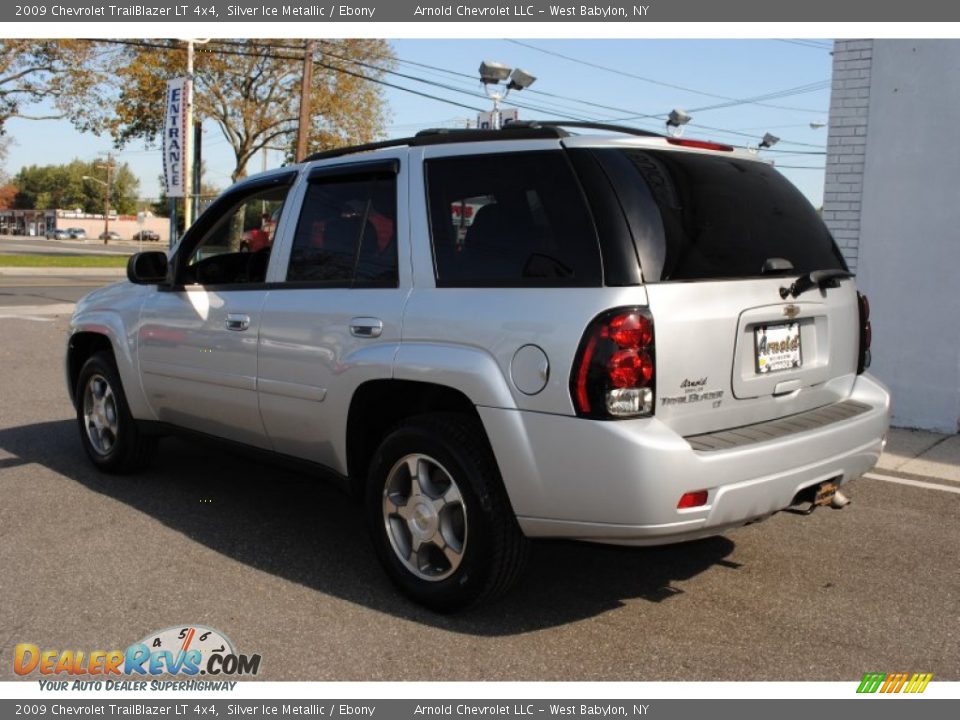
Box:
[480,373,890,545]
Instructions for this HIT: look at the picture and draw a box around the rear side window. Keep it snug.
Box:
[425,151,601,287]
[286,173,398,287]
[595,149,846,281]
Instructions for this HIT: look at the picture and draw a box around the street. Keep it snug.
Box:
[0,235,143,256]
[0,276,958,682]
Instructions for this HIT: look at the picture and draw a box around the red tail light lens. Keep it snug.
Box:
[571,307,655,419]
[678,490,709,509]
[857,291,871,374]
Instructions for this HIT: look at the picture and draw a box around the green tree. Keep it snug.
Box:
[0,40,108,135]
[105,39,393,182]
[13,159,139,214]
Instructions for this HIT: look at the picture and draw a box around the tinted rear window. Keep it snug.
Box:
[595,149,846,281]
[425,151,602,287]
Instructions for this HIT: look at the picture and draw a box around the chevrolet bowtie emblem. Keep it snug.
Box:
[783,304,801,319]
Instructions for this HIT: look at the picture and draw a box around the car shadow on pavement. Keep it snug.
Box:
[1,419,740,636]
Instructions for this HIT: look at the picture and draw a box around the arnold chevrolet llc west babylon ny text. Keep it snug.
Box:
[414,5,650,17]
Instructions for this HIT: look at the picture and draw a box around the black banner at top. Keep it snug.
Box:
[5,0,960,23]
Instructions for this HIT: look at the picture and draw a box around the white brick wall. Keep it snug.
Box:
[823,40,873,272]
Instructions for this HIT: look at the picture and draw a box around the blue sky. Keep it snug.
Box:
[2,39,832,206]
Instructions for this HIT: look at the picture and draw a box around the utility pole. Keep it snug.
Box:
[295,40,316,162]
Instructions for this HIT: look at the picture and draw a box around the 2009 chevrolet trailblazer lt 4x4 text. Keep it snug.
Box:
[66,123,890,610]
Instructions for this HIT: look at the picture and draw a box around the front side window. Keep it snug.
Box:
[426,151,602,287]
[181,185,289,286]
[286,174,398,287]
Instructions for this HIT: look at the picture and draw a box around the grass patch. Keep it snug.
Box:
[0,254,130,268]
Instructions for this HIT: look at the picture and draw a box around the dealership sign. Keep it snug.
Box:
[162,77,189,198]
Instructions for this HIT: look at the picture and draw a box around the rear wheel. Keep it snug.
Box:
[365,413,527,611]
[76,351,157,473]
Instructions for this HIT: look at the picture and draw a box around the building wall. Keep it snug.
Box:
[824,40,960,432]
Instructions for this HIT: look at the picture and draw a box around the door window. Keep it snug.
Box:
[180,185,289,286]
[285,173,398,287]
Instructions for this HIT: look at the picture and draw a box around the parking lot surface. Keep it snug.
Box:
[0,286,958,681]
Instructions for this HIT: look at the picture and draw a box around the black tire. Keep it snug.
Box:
[75,351,157,474]
[365,412,528,611]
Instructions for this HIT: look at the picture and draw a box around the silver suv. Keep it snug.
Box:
[66,123,890,610]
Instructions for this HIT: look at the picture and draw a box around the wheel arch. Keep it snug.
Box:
[67,316,154,420]
[345,379,483,496]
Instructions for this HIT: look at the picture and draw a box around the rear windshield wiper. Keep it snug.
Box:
[779,268,853,299]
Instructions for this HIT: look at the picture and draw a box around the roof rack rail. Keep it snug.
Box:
[303,137,415,163]
[301,121,666,163]
[303,125,568,163]
[519,120,665,138]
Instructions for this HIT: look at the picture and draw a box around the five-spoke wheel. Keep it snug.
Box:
[383,453,467,582]
[366,413,528,611]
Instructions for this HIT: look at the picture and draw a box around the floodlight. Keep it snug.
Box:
[759,132,781,149]
[507,68,537,91]
[666,109,692,128]
[479,60,512,85]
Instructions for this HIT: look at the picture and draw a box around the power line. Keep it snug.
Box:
[777,40,834,51]
[90,39,827,150]
[301,40,829,148]
[93,39,488,114]
[506,39,828,114]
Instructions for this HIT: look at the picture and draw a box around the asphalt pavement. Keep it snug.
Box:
[0,277,957,682]
[0,235,146,256]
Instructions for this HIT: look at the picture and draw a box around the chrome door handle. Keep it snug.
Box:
[226,314,251,332]
[349,317,383,338]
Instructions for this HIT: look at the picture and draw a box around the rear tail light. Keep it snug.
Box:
[571,307,655,419]
[857,291,871,374]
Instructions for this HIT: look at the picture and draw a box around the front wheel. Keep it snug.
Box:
[76,351,157,473]
[365,413,528,611]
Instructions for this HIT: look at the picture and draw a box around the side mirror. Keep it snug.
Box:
[127,251,169,285]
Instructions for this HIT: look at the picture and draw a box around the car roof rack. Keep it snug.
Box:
[518,120,665,138]
[302,121,664,163]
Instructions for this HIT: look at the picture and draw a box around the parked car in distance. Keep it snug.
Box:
[46,228,69,240]
[131,230,160,242]
[66,228,87,239]
[66,122,891,611]
[98,231,122,243]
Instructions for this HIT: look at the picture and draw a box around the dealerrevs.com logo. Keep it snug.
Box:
[857,672,933,694]
[14,625,261,688]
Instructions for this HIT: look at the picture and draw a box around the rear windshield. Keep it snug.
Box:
[594,148,846,282]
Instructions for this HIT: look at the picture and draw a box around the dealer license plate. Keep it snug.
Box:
[754,322,802,374]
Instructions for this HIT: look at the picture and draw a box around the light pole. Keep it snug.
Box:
[478,60,536,129]
[82,167,113,244]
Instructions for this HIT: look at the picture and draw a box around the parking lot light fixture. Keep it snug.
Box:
[759,132,781,149]
[666,109,692,137]
[507,68,537,91]
[479,60,512,85]
[478,60,537,130]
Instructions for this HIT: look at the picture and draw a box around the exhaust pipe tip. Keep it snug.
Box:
[830,489,851,509]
